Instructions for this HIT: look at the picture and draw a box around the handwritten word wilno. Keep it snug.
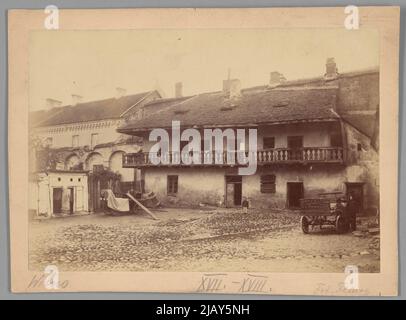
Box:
[149,121,258,175]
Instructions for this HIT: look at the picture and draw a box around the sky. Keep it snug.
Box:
[29,28,379,111]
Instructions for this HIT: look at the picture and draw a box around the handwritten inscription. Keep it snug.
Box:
[236,274,269,293]
[196,273,227,292]
[314,282,369,296]
[196,273,271,293]
[27,273,69,290]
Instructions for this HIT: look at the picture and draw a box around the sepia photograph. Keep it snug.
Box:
[7,7,399,295]
[28,28,381,274]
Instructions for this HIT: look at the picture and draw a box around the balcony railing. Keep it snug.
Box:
[123,147,344,167]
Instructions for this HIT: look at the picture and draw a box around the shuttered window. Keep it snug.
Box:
[263,137,275,149]
[261,175,276,193]
[167,175,178,195]
[91,133,98,149]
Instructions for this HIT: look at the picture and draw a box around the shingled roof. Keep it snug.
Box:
[32,91,155,127]
[340,112,378,139]
[118,86,339,133]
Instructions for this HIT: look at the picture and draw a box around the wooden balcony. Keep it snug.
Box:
[123,147,345,168]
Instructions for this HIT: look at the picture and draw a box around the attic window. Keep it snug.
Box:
[272,102,289,108]
[220,106,237,111]
[173,109,189,115]
[272,101,289,108]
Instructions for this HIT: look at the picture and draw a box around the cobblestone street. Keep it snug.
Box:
[29,208,380,273]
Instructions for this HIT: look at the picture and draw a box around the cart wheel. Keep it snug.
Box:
[300,216,310,234]
[336,215,349,234]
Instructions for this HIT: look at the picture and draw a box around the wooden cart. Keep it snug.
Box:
[299,192,351,234]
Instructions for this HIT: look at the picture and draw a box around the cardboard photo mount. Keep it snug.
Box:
[8,7,399,295]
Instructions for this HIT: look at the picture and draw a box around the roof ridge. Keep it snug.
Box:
[119,90,155,117]
[32,91,153,127]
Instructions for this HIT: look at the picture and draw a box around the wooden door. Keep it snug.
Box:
[53,188,63,214]
[287,182,304,208]
[225,176,242,207]
[346,183,364,213]
[226,183,235,207]
[69,187,74,214]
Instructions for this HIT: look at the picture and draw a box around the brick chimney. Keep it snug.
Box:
[269,71,286,88]
[175,82,183,98]
[115,87,127,99]
[324,57,339,80]
[223,79,241,99]
[46,98,62,109]
[71,94,83,106]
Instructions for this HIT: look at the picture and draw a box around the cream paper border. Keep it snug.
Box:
[8,7,399,295]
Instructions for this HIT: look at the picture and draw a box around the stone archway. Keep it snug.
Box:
[85,152,103,171]
[109,151,134,182]
[65,153,81,170]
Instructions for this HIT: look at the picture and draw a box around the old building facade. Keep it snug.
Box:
[30,89,162,177]
[29,89,162,216]
[119,59,379,213]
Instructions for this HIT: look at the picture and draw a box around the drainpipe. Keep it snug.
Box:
[339,119,348,165]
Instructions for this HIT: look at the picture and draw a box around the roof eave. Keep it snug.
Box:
[117,117,340,134]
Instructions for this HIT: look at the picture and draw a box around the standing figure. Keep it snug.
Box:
[242,197,249,214]
[347,192,357,231]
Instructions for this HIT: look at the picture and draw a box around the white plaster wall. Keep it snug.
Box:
[34,172,89,217]
[143,165,348,209]
[257,122,335,149]
[109,151,134,182]
[144,167,228,206]
[34,119,123,149]
[139,122,339,154]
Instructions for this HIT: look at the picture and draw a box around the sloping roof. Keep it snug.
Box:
[141,95,194,116]
[340,112,377,138]
[32,91,154,127]
[29,108,62,128]
[118,86,339,133]
[144,96,193,108]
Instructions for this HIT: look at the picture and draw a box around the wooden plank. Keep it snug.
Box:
[126,192,159,220]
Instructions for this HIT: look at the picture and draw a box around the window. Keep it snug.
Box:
[72,135,79,148]
[167,175,178,195]
[287,136,303,149]
[260,175,276,193]
[263,137,275,149]
[357,143,363,151]
[180,140,189,152]
[45,137,53,147]
[91,133,98,149]
[180,140,193,159]
[201,139,211,152]
[330,133,343,147]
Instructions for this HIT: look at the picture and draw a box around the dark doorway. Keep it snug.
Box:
[53,188,63,214]
[68,187,74,214]
[346,182,364,213]
[287,182,304,208]
[225,175,242,207]
[234,183,242,206]
[287,136,303,160]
